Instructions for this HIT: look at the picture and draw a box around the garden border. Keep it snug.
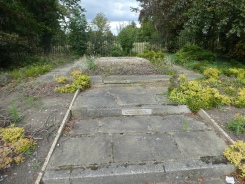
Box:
[198,109,235,144]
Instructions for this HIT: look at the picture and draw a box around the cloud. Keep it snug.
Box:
[80,0,139,22]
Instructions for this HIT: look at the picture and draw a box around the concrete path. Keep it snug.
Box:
[41,59,234,184]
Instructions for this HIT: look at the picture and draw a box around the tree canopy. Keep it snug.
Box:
[0,0,87,68]
[134,0,245,61]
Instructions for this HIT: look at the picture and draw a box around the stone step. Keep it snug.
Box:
[90,75,171,86]
[42,115,234,184]
[71,85,190,118]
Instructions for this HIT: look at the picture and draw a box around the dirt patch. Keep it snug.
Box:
[205,106,245,141]
[0,79,74,183]
[79,57,166,75]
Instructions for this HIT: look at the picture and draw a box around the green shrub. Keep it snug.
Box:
[169,74,232,112]
[192,62,208,73]
[203,68,221,80]
[227,114,245,136]
[137,50,164,65]
[109,46,125,57]
[175,45,216,64]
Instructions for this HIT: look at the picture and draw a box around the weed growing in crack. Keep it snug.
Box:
[8,100,23,123]
[32,160,40,169]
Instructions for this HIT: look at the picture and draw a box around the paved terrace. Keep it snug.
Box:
[40,58,234,184]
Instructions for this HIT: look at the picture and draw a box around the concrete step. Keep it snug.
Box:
[42,115,234,184]
[90,75,171,86]
[71,85,190,118]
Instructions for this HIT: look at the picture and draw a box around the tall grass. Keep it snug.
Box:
[9,55,80,80]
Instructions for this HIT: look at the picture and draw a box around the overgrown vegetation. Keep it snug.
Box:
[175,45,216,64]
[137,50,176,75]
[55,71,90,93]
[167,44,245,112]
[169,67,245,112]
[227,114,245,136]
[86,57,96,70]
[0,0,86,68]
[224,141,245,179]
[0,125,36,170]
[3,55,80,81]
[134,0,245,63]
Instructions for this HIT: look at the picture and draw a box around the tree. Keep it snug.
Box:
[138,18,158,41]
[68,8,88,55]
[185,0,245,57]
[133,0,193,51]
[91,12,111,34]
[118,22,137,54]
[87,13,112,55]
[0,0,89,67]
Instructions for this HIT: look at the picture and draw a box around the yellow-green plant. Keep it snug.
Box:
[169,74,231,112]
[203,68,221,80]
[235,88,245,108]
[0,125,36,169]
[54,76,70,84]
[224,141,245,178]
[55,71,90,93]
[0,125,24,143]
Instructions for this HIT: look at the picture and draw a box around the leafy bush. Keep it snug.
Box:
[203,68,221,80]
[224,141,245,178]
[168,66,245,111]
[175,45,216,64]
[55,71,90,93]
[169,73,232,112]
[227,114,245,136]
[0,125,36,169]
[109,46,125,57]
[118,24,136,54]
[137,50,164,65]
[192,62,208,73]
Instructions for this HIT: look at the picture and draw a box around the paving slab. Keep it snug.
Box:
[47,135,112,170]
[43,115,234,184]
[41,63,234,184]
[113,133,182,163]
[173,131,228,158]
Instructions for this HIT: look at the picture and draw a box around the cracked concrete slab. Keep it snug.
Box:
[113,133,182,163]
[47,135,112,170]
[42,65,234,184]
[173,131,228,158]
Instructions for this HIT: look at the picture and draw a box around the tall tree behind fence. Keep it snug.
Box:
[13,35,164,61]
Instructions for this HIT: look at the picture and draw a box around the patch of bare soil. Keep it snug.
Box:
[0,79,74,184]
[80,57,166,75]
[205,106,245,141]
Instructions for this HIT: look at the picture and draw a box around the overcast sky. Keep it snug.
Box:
[80,0,140,35]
